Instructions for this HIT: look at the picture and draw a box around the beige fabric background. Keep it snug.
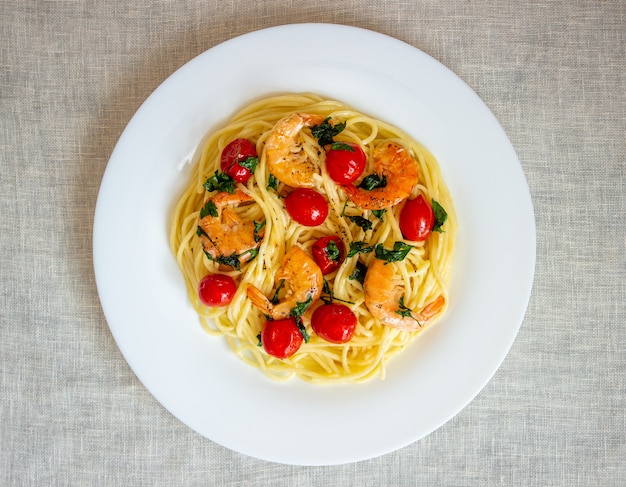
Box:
[1,0,624,485]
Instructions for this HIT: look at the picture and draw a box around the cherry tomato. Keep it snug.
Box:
[399,194,435,241]
[198,274,237,307]
[325,142,367,184]
[284,188,329,226]
[220,138,257,183]
[261,317,303,359]
[311,303,357,344]
[312,235,346,275]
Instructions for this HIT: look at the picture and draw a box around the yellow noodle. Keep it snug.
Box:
[169,93,457,384]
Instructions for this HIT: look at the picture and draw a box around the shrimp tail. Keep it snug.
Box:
[245,284,273,316]
[415,295,445,324]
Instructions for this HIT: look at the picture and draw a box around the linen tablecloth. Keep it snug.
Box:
[2,1,624,485]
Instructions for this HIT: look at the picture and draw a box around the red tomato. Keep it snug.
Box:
[312,236,346,275]
[220,138,257,183]
[284,188,329,226]
[261,318,303,359]
[198,274,237,307]
[399,194,434,241]
[311,303,357,344]
[325,143,367,184]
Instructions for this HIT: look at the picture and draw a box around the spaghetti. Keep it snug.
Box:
[170,93,456,383]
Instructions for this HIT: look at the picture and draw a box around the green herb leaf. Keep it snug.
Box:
[254,220,266,243]
[199,200,218,219]
[239,156,259,173]
[256,333,262,347]
[215,253,241,270]
[203,170,236,194]
[347,241,374,258]
[325,240,341,261]
[395,295,420,324]
[290,295,313,343]
[372,209,386,221]
[348,261,367,285]
[321,278,355,305]
[374,241,413,263]
[330,141,355,152]
[431,199,448,233]
[267,173,279,192]
[196,225,208,238]
[310,117,346,146]
[347,215,373,231]
[270,280,285,305]
[358,174,387,191]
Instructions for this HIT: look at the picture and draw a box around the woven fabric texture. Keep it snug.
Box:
[1,1,624,485]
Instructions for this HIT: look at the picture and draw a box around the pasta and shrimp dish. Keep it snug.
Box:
[169,93,456,383]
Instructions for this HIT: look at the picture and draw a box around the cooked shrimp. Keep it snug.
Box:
[197,190,263,266]
[342,140,419,209]
[364,258,444,331]
[246,246,323,319]
[264,112,326,188]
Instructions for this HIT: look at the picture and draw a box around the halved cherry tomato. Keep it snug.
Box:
[198,273,237,307]
[220,138,258,183]
[284,188,329,226]
[325,142,367,184]
[399,194,434,241]
[312,235,346,275]
[311,303,357,344]
[261,317,303,359]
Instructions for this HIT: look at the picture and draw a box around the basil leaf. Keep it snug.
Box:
[347,215,373,231]
[395,295,420,324]
[330,141,355,152]
[325,240,340,261]
[310,117,346,146]
[203,170,235,194]
[431,199,448,233]
[196,226,208,238]
[347,241,374,258]
[358,174,387,191]
[254,220,266,243]
[199,200,218,219]
[372,209,386,221]
[348,261,367,285]
[239,156,259,173]
[267,173,279,192]
[374,241,413,263]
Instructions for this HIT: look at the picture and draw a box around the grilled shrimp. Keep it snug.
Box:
[197,190,263,265]
[264,112,326,188]
[364,258,444,331]
[246,246,323,320]
[341,140,419,210]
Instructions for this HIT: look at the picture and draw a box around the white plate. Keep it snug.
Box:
[93,23,535,466]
